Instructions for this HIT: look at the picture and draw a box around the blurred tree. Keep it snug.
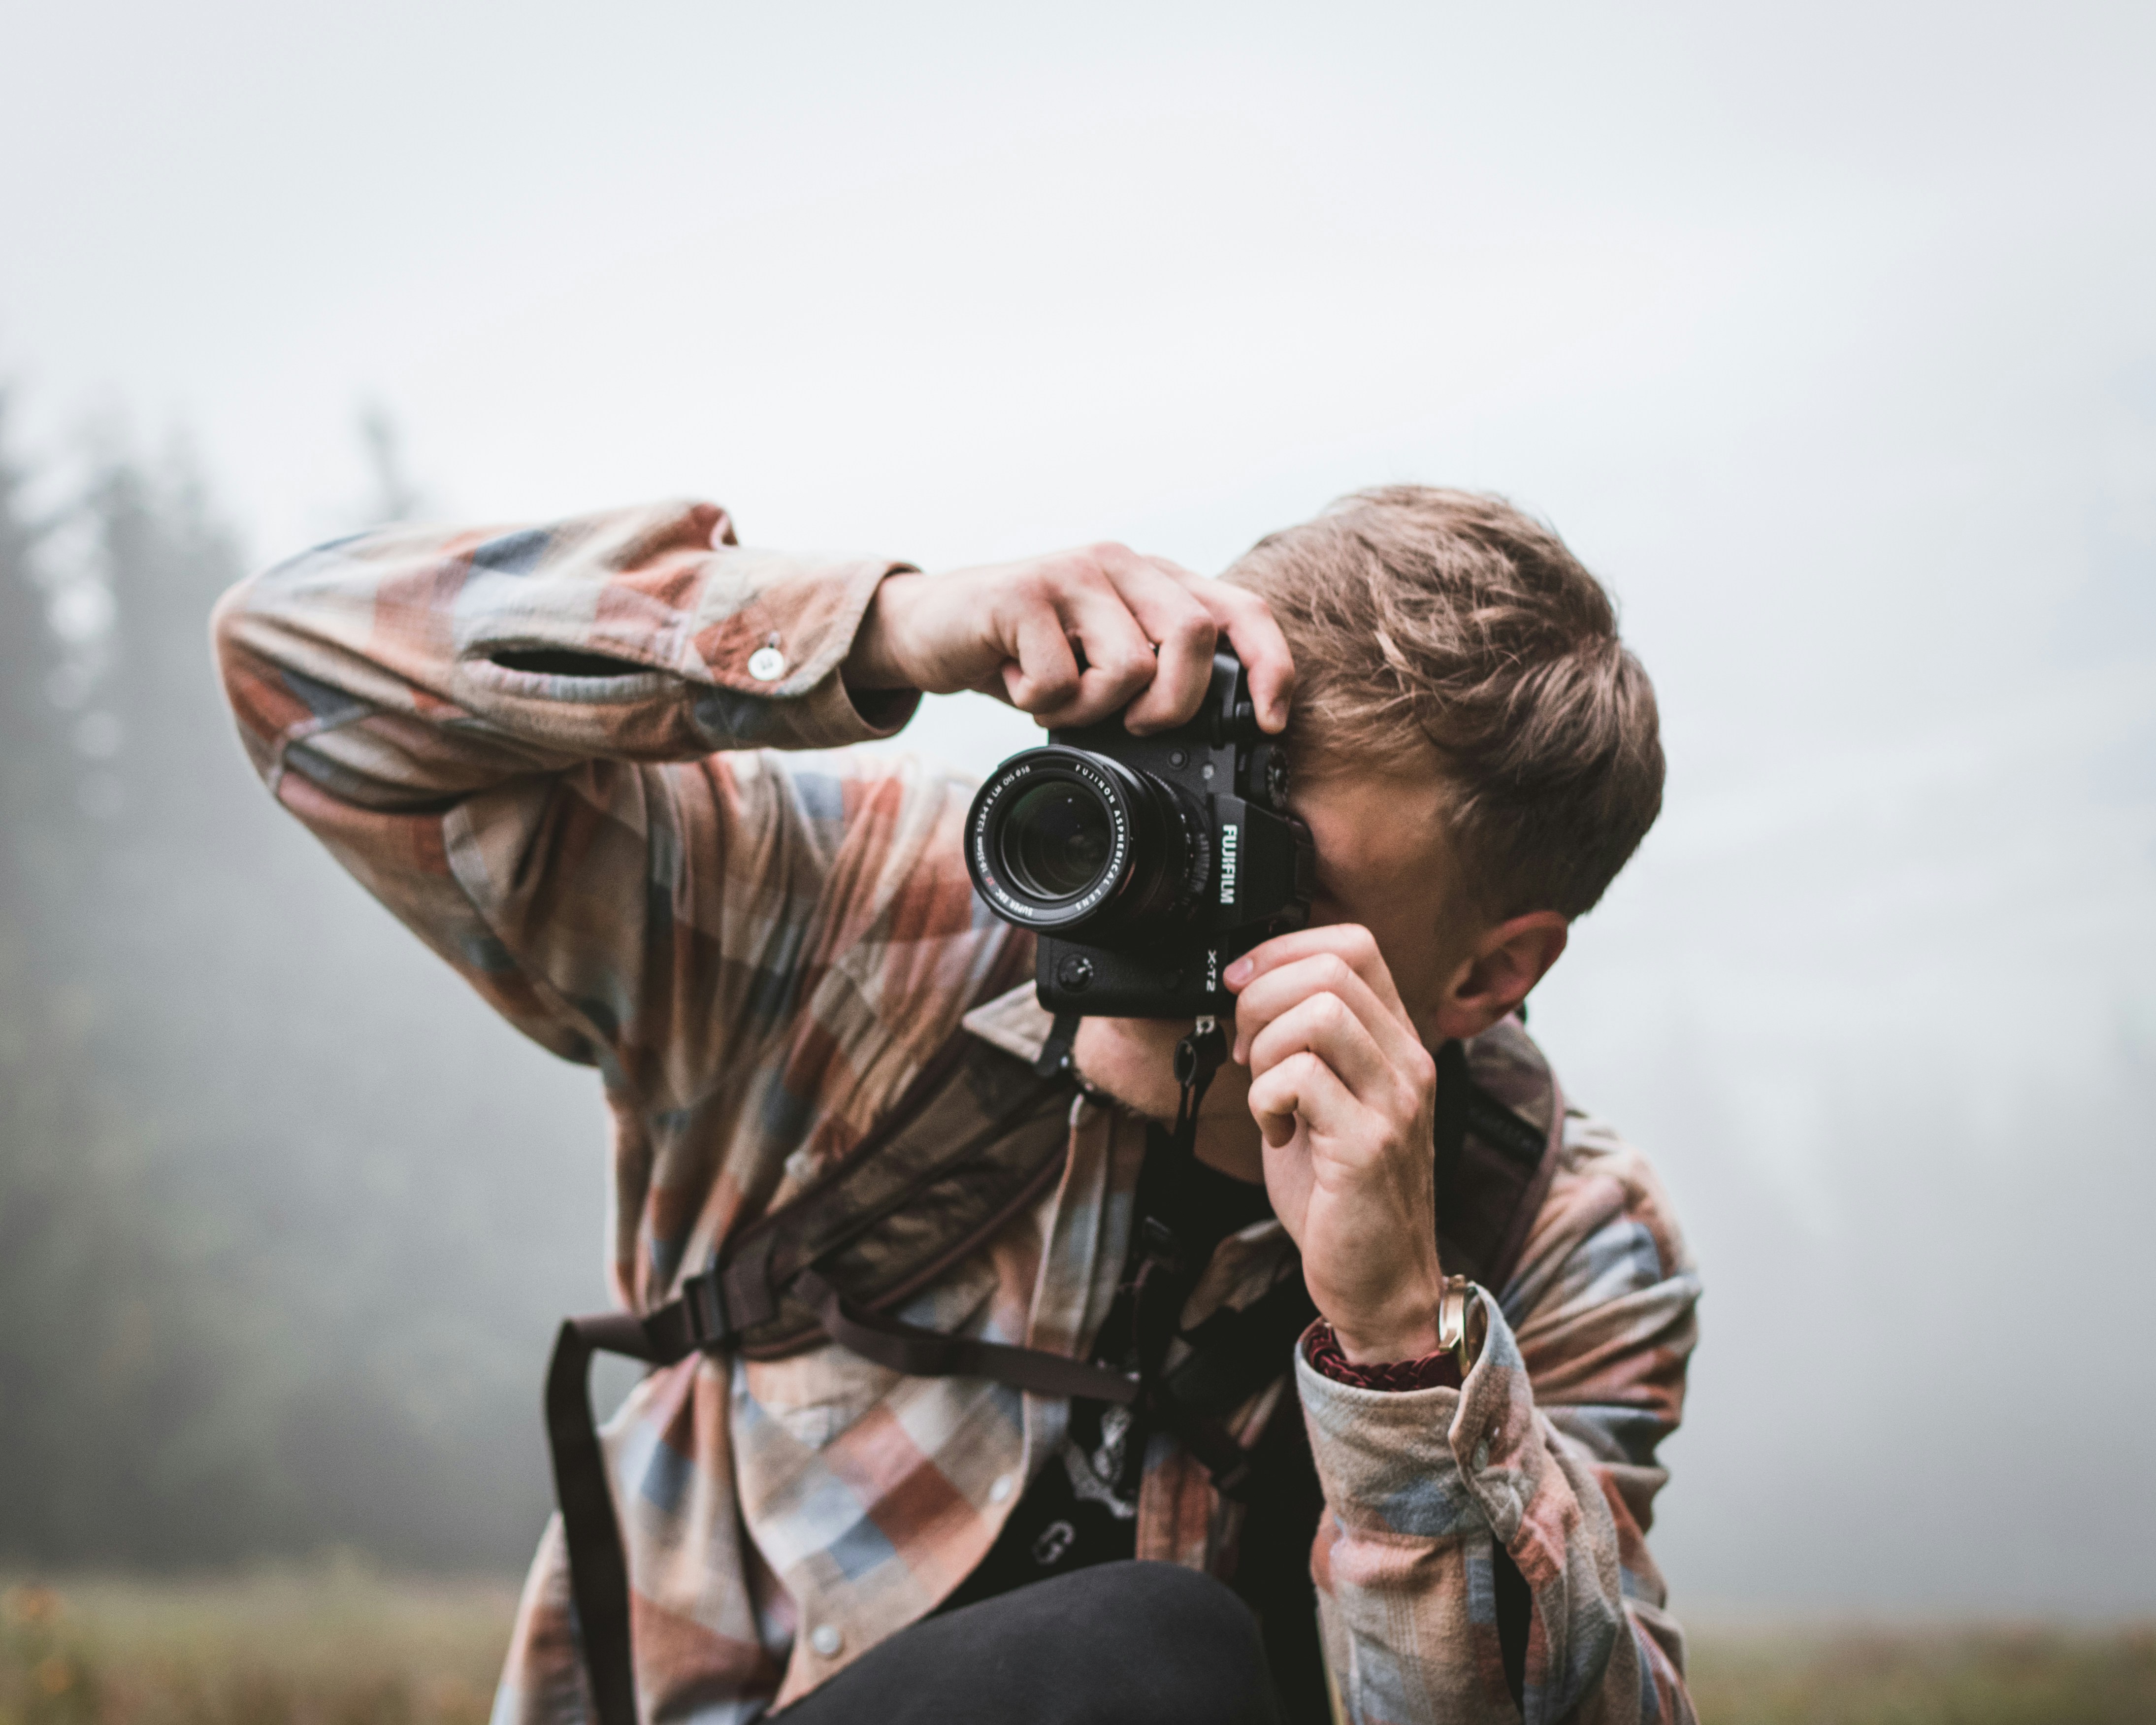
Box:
[0,404,600,1572]
[0,403,291,1563]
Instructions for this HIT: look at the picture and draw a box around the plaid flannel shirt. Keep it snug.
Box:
[214,499,1702,1725]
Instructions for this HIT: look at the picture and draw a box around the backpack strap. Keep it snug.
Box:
[680,1030,1081,1360]
[546,1022,1120,1725]
[1434,1018,1567,1291]
[792,1267,1140,1403]
[548,1013,1564,1725]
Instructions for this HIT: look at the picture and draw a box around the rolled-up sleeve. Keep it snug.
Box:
[213,499,915,805]
[1298,1119,1700,1725]
[210,501,1016,1308]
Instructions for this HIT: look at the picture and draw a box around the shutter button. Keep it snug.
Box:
[809,1624,843,1658]
[747,644,786,682]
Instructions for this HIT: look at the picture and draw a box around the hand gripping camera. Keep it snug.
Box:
[963,650,1317,1017]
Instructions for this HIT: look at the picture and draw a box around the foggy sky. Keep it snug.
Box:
[4,3,2152,1613]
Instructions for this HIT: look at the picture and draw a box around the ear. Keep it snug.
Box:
[1430,911,1569,1041]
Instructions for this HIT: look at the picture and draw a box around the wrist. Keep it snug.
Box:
[1314,1274,1488,1383]
[1329,1319,1443,1366]
[1307,1322,1463,1391]
[1326,1293,1443,1365]
[845,571,924,691]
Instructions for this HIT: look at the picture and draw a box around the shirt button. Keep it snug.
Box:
[747,645,787,682]
[989,1473,1014,1503]
[809,1624,843,1658]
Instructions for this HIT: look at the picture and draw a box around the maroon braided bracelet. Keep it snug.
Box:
[1307,1322,1464,1392]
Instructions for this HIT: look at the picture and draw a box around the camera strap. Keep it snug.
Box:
[1171,1014,1228,1144]
[1112,1013,1358,1499]
[1034,1010,1081,1079]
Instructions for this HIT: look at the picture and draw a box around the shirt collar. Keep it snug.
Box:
[959,981,1055,1065]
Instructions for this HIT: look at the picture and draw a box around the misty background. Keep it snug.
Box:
[2,3,2150,1620]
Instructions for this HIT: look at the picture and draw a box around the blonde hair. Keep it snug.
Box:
[1225,486,1663,918]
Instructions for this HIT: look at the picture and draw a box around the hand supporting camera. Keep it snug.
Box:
[847,543,1294,735]
[1226,925,1446,1365]
[853,547,1455,1366]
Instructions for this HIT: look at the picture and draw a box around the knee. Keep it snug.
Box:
[1050,1563,1278,1725]
[1101,1562,1260,1653]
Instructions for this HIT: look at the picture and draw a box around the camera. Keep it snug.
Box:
[964,649,1316,1017]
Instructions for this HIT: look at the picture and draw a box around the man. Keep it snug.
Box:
[214,486,1698,1724]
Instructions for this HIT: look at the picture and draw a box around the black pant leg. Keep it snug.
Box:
[769,1561,1284,1725]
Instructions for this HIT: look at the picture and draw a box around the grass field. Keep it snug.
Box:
[4,1568,2152,1724]
[0,1567,514,1725]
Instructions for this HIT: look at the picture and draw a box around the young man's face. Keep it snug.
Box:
[1286,763,1477,1039]
[1073,748,1568,1128]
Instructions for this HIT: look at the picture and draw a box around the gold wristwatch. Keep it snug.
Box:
[1436,1275,1489,1378]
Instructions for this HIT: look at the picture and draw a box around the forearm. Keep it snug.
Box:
[213,499,916,807]
[1298,1295,1695,1725]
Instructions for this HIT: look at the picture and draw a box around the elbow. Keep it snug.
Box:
[208,574,249,676]
[207,573,299,783]
[208,575,261,718]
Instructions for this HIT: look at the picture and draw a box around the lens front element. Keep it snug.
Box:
[963,744,1208,938]
[1001,780,1114,901]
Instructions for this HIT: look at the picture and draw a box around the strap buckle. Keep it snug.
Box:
[679,1269,732,1351]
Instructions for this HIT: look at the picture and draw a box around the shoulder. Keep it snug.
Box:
[1496,1044,1700,1390]
[1543,1105,1696,1289]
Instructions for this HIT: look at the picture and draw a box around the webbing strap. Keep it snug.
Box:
[546,1313,684,1725]
[1162,1272,1319,1421]
[545,1277,1143,1725]
[796,1270,1141,1404]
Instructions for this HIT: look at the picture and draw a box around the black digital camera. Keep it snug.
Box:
[963,649,1317,1017]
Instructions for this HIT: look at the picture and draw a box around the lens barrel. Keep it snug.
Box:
[964,746,1209,936]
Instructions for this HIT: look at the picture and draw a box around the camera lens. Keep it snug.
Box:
[1000,779,1115,901]
[964,745,1209,936]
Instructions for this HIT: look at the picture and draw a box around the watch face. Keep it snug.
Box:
[1463,1294,1490,1370]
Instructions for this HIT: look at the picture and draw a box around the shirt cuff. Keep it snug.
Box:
[685,549,922,750]
[1294,1293,1538,1543]
[1305,1321,1463,1391]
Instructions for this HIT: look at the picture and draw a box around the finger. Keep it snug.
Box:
[1234,950,1391,1039]
[1096,553,1220,732]
[1248,991,1394,1102]
[1191,579,1296,733]
[997,603,1083,718]
[1034,577,1163,729]
[1228,927,1412,1045]
[1234,952,1418,1071]
[1246,1049,1360,1149]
